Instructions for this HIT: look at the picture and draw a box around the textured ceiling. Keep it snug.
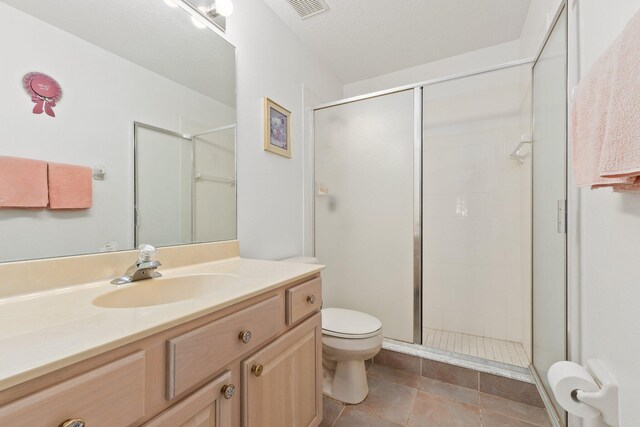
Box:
[264,0,531,83]
[2,0,236,107]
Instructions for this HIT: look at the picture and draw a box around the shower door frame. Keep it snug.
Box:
[313,57,536,345]
[529,2,569,426]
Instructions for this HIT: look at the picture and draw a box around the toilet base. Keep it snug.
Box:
[322,359,369,404]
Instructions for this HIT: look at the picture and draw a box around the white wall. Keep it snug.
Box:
[225,0,343,260]
[0,3,234,263]
[569,1,640,425]
[342,40,522,98]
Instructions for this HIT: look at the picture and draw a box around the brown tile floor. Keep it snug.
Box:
[321,365,550,427]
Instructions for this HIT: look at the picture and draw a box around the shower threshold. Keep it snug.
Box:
[382,337,533,384]
[424,328,529,368]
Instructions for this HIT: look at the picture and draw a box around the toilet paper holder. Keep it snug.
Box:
[575,360,619,426]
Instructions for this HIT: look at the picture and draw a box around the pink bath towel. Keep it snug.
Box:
[48,162,92,209]
[600,10,640,179]
[0,155,49,208]
[572,9,640,189]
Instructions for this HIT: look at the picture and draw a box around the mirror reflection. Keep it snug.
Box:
[0,0,237,263]
[135,123,236,247]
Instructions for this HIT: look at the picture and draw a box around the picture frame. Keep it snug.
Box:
[263,97,291,158]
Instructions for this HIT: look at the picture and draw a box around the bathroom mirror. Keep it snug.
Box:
[0,0,236,263]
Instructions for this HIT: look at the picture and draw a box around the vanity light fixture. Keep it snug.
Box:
[163,0,232,32]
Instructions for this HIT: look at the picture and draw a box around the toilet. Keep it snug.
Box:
[282,257,383,404]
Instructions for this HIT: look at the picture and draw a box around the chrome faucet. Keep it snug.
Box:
[111,244,162,285]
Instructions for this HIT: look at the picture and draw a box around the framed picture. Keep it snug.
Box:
[263,97,291,158]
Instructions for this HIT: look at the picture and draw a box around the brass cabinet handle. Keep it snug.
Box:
[252,364,264,377]
[307,294,316,304]
[60,420,85,427]
[221,384,236,399]
[239,330,252,343]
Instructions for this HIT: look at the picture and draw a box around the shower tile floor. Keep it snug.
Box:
[423,328,530,368]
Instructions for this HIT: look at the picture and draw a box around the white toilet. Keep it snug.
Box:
[282,257,383,404]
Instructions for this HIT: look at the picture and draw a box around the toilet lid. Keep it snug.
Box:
[322,308,382,338]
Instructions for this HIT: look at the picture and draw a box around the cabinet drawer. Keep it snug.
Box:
[145,371,234,427]
[168,295,283,399]
[286,277,322,325]
[0,351,145,427]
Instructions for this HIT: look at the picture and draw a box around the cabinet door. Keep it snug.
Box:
[145,371,235,427]
[242,313,322,427]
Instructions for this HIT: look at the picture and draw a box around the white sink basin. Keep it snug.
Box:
[93,274,241,308]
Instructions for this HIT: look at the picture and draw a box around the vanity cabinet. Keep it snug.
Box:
[242,313,322,427]
[0,274,322,427]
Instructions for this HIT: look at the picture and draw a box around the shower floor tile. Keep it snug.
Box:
[423,328,530,368]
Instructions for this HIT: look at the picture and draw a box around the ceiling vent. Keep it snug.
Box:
[285,0,329,19]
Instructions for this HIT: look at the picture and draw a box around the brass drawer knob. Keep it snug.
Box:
[60,419,85,427]
[239,330,252,343]
[221,384,236,399]
[252,364,264,377]
[307,294,316,304]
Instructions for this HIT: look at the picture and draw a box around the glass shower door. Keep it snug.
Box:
[532,5,568,421]
[314,90,417,343]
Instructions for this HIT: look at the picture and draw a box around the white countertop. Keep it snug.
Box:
[0,257,323,392]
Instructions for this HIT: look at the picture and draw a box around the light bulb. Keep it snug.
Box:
[163,0,178,7]
[215,0,233,16]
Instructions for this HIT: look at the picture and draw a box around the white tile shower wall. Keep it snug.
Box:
[422,66,530,343]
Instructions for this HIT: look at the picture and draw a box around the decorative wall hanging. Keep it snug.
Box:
[263,97,291,158]
[22,72,62,117]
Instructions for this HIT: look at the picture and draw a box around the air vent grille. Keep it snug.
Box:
[285,0,329,19]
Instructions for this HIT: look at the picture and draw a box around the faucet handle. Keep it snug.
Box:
[137,244,157,263]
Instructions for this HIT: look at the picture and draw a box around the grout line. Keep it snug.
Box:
[404,382,419,427]
[330,402,346,427]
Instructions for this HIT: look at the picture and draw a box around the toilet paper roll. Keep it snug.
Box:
[548,361,600,418]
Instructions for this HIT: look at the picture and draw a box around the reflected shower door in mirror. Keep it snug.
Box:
[0,0,236,263]
[135,123,236,247]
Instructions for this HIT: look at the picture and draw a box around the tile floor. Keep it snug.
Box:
[320,364,550,427]
[423,328,530,368]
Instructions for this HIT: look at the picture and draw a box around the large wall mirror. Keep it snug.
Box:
[0,0,237,263]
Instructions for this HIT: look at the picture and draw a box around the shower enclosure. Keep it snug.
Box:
[314,3,568,423]
[315,58,533,355]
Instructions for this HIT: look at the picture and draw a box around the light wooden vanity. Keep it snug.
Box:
[0,246,323,427]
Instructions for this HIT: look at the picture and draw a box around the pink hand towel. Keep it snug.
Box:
[600,10,640,179]
[48,162,92,209]
[0,155,49,208]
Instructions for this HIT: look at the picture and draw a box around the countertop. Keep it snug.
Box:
[0,257,323,392]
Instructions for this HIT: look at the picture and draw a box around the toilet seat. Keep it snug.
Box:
[322,308,382,339]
